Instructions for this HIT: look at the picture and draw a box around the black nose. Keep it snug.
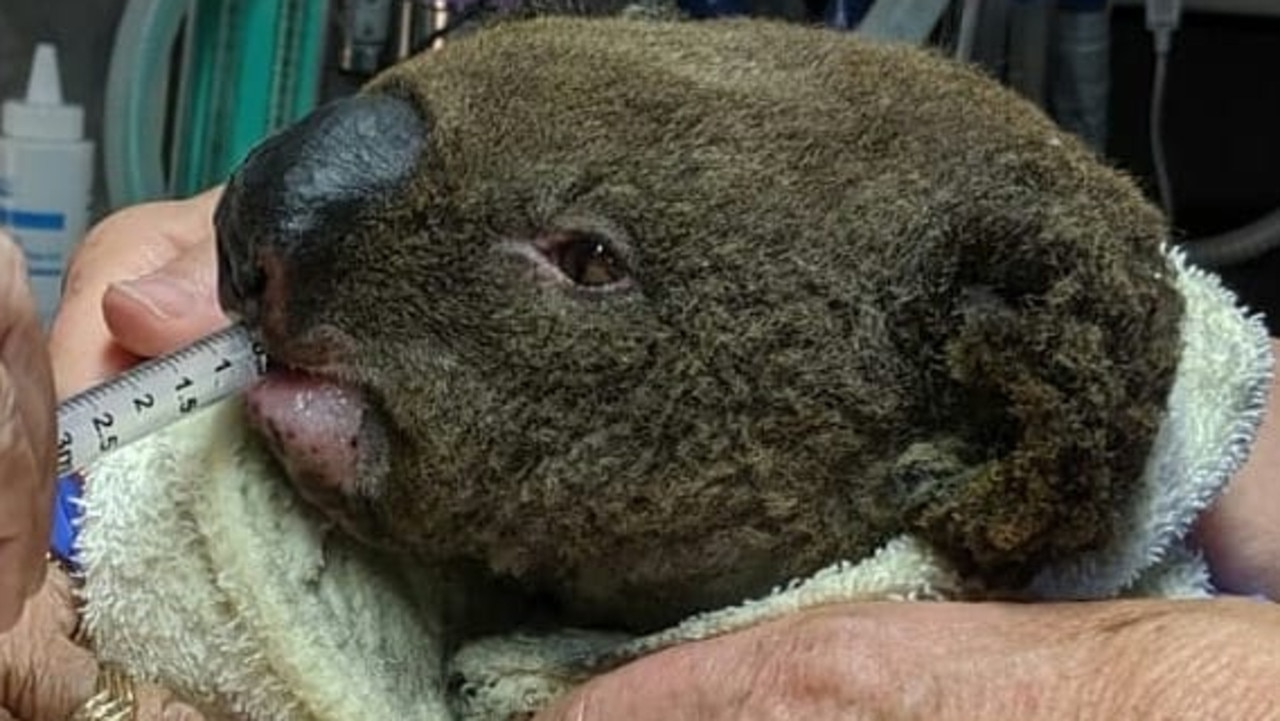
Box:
[215,93,427,329]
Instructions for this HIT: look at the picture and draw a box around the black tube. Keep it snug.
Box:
[1179,207,1280,269]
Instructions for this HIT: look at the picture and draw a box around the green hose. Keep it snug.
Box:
[104,0,329,209]
[103,0,191,210]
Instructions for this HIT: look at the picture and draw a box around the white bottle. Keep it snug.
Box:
[0,43,94,329]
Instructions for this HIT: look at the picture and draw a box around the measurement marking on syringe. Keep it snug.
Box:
[55,324,267,479]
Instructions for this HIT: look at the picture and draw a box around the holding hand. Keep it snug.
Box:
[0,201,220,719]
[0,565,204,720]
[3,185,228,633]
[0,233,55,633]
[50,186,228,399]
[535,598,1280,720]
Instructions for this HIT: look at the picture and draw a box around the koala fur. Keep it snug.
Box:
[210,13,1182,640]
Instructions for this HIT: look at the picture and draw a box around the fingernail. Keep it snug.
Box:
[112,274,198,321]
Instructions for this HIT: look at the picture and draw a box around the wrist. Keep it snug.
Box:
[1196,339,1280,599]
[1093,599,1280,719]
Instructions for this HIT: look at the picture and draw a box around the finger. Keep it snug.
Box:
[1197,337,1280,600]
[49,188,224,399]
[134,681,209,721]
[39,564,83,638]
[0,345,42,632]
[30,650,208,721]
[0,568,204,721]
[0,567,88,719]
[0,236,56,631]
[0,445,43,633]
[534,635,750,721]
[1,285,57,605]
[1,634,97,721]
[102,233,229,359]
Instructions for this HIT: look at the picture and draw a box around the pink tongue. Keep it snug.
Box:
[244,370,365,503]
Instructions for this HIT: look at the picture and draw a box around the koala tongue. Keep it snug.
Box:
[244,370,365,504]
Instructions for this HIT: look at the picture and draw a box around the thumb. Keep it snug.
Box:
[1,570,206,721]
[123,675,209,721]
[101,238,229,360]
[49,188,223,397]
[16,649,206,721]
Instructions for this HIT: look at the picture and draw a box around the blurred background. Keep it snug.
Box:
[1,0,1277,329]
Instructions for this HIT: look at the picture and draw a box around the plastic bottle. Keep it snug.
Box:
[0,43,95,328]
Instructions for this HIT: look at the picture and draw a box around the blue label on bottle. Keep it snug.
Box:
[0,207,65,231]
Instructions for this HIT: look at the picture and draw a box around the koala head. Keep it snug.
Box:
[215,16,1182,631]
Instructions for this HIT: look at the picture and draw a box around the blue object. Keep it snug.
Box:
[0,208,66,231]
[49,473,83,572]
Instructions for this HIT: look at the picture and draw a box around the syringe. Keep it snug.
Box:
[54,323,268,481]
[49,324,265,569]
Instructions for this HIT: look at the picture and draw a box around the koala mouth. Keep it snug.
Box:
[243,364,383,539]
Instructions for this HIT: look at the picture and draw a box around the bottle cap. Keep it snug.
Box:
[2,43,85,142]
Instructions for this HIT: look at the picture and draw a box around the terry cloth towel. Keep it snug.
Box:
[74,246,1273,721]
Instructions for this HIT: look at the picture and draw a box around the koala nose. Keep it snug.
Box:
[214,93,427,330]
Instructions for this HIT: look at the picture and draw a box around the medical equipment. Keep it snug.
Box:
[103,0,465,211]
[1146,0,1181,220]
[1137,0,1280,268]
[104,0,330,209]
[54,324,266,483]
[0,44,94,329]
[337,0,454,75]
[337,0,396,75]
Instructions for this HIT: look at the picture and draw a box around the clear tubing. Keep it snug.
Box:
[103,0,190,209]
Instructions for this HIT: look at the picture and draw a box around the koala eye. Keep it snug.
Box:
[544,231,629,288]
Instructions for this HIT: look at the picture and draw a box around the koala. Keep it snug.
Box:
[72,9,1280,720]
[211,13,1182,639]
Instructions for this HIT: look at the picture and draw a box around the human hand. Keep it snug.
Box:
[535,598,1280,720]
[1197,337,1280,600]
[0,234,56,633]
[49,187,227,400]
[2,217,214,718]
[0,563,205,721]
